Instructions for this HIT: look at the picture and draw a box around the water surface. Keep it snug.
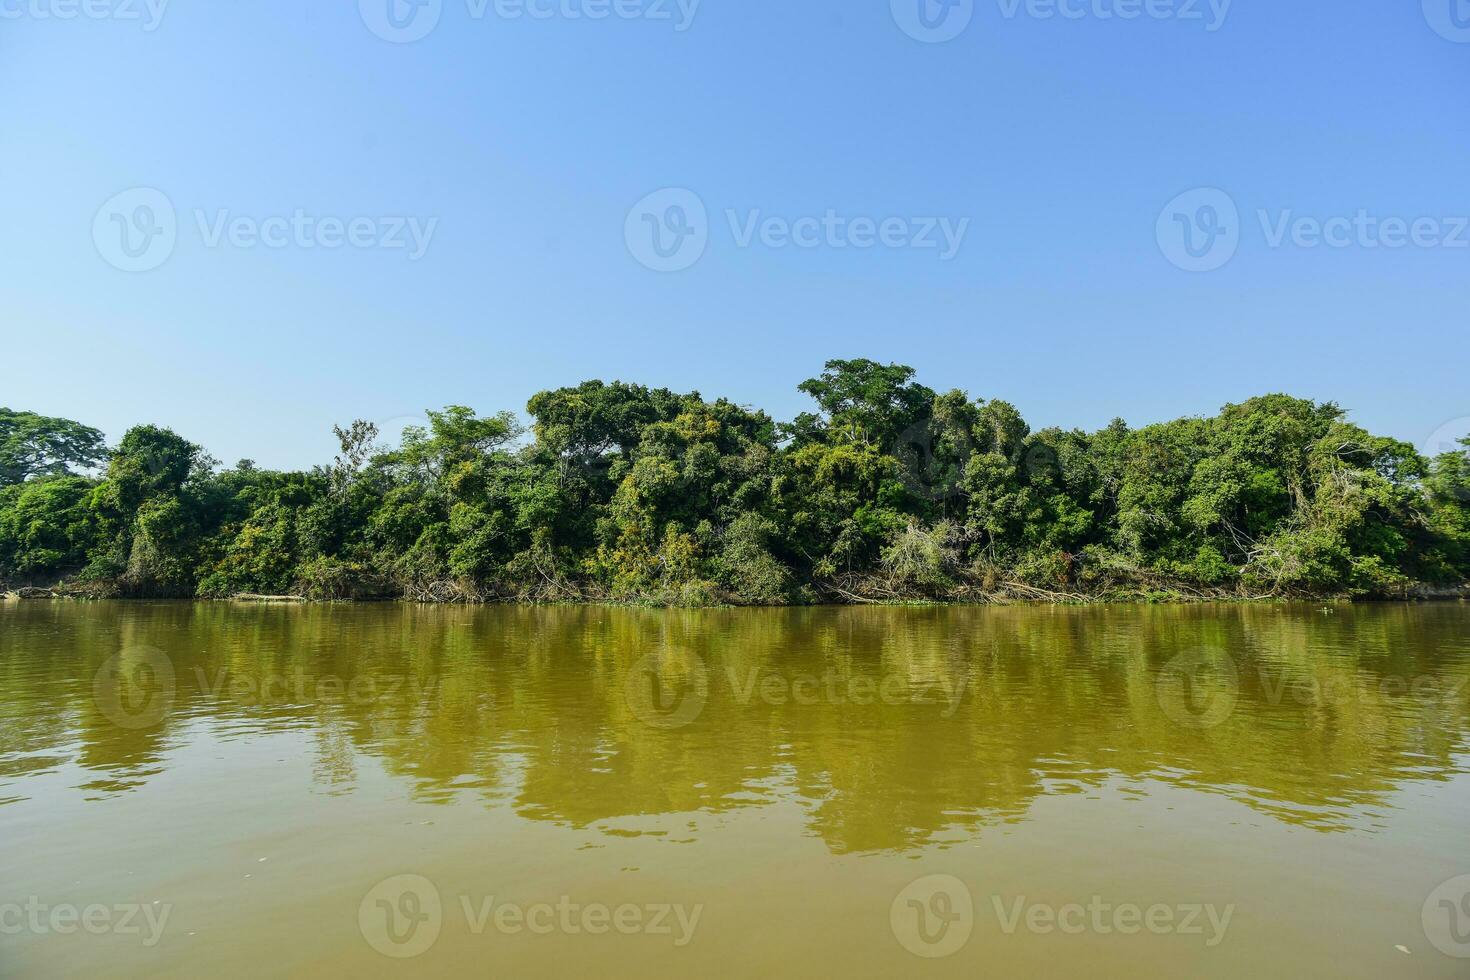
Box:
[2,601,1469,977]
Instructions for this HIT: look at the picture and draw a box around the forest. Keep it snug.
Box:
[2,359,1467,604]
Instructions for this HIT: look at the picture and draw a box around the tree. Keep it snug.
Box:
[0,408,107,486]
[2,363,1466,602]
[0,476,98,577]
[794,359,936,449]
[395,406,519,480]
[330,420,379,489]
[84,425,213,593]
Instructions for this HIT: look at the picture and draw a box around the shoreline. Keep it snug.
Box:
[5,586,1466,608]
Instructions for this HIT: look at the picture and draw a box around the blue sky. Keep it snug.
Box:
[2,0,1467,469]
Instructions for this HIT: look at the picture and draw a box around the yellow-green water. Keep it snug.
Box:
[2,601,1469,977]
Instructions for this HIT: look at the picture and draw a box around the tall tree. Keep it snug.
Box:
[0,408,107,485]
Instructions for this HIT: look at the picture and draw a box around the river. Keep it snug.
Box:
[2,601,1468,976]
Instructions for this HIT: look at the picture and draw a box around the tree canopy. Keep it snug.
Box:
[2,360,1467,604]
[0,408,107,486]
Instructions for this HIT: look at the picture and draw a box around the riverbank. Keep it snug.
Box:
[5,580,1466,606]
[6,367,1470,620]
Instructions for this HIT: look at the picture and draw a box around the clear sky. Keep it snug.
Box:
[2,0,1467,469]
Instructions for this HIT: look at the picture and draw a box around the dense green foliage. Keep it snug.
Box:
[0,408,107,487]
[3,361,1468,603]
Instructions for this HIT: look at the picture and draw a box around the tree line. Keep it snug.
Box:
[3,359,1467,603]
